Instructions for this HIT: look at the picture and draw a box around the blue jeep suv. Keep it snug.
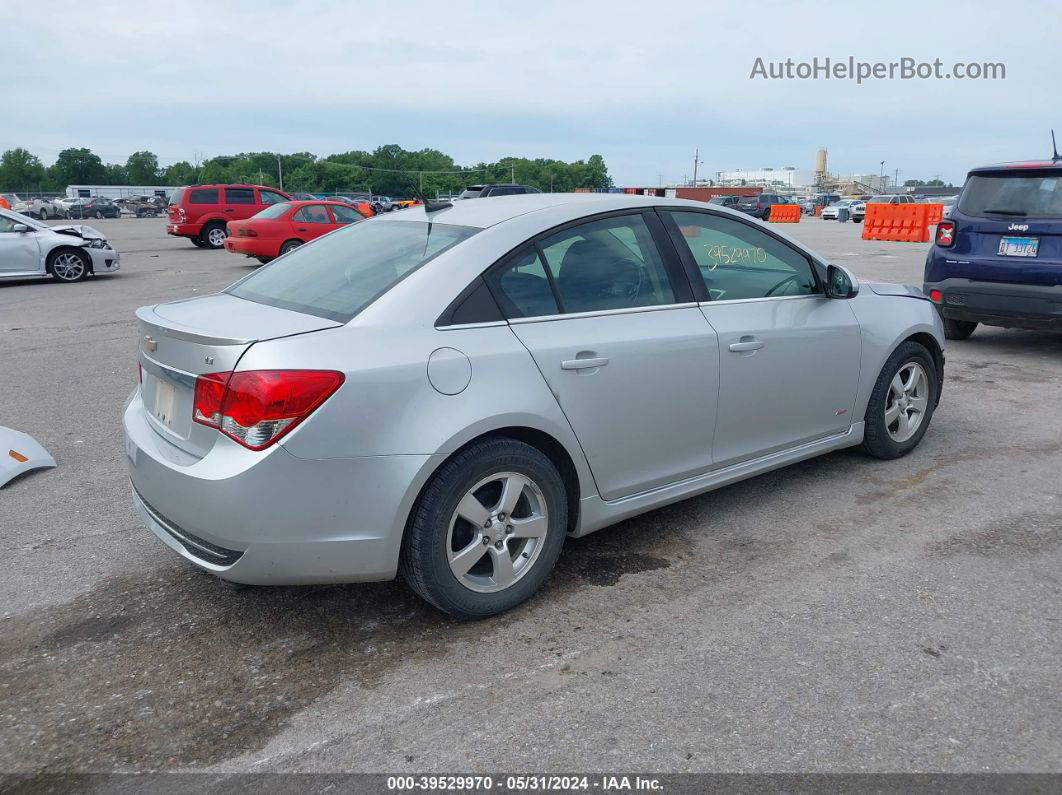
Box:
[923,160,1062,339]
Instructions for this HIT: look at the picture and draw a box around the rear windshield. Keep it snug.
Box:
[251,203,291,220]
[958,172,1062,219]
[168,188,184,206]
[226,220,479,322]
[458,188,484,199]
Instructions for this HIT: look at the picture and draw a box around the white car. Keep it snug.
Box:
[821,199,855,220]
[0,208,120,283]
[12,197,55,220]
[52,196,81,218]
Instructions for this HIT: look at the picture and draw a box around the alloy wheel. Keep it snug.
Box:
[446,472,549,593]
[52,252,86,281]
[207,227,227,247]
[885,362,929,443]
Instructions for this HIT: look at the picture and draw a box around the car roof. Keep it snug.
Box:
[970,160,1062,174]
[376,192,767,230]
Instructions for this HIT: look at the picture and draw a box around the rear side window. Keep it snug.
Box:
[487,213,675,318]
[225,188,255,204]
[250,203,291,220]
[958,172,1062,219]
[189,189,218,204]
[168,188,184,206]
[227,220,478,322]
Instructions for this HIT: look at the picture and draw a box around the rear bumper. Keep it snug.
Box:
[166,222,201,238]
[122,389,436,585]
[923,277,1062,329]
[223,236,275,258]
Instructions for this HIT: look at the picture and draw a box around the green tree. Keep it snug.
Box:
[103,163,128,184]
[162,161,197,185]
[0,148,47,190]
[126,151,160,184]
[50,147,107,186]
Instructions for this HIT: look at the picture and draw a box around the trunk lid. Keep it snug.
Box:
[136,293,340,457]
[949,214,1062,285]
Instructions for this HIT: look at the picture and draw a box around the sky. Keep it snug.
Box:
[6,0,1058,187]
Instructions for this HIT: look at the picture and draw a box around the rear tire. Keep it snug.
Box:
[201,222,227,249]
[943,318,977,340]
[256,257,272,265]
[279,239,303,256]
[861,341,938,460]
[95,210,103,219]
[400,438,568,619]
[38,207,49,220]
[48,249,89,283]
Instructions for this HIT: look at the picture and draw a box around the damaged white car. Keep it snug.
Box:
[0,208,120,283]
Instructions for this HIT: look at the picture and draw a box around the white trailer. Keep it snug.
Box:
[65,185,177,201]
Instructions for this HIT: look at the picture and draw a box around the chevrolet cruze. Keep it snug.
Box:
[124,194,945,618]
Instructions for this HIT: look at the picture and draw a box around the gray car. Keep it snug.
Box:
[123,194,945,618]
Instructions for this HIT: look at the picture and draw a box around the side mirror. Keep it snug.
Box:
[12,224,30,233]
[825,263,859,299]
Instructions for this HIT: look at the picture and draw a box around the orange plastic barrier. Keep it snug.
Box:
[924,203,944,225]
[861,204,930,243]
[815,206,823,216]
[768,204,801,223]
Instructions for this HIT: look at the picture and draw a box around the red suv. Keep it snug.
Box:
[166,184,291,248]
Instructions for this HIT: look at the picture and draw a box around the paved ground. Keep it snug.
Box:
[1,215,1059,775]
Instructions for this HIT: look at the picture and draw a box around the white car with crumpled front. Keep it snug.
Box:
[0,208,120,282]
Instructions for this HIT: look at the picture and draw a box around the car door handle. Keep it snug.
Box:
[561,357,609,370]
[729,340,764,352]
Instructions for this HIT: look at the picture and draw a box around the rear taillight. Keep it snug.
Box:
[757,202,763,209]
[936,221,955,247]
[238,227,257,237]
[193,370,343,450]
[178,207,186,222]
[929,290,943,304]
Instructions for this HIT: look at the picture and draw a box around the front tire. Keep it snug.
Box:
[49,249,89,283]
[201,222,227,249]
[943,318,977,340]
[400,438,568,619]
[38,207,49,220]
[861,341,938,459]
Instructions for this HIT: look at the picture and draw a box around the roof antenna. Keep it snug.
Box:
[1053,130,1061,162]
[407,181,452,213]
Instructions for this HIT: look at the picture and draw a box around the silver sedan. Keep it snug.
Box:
[124,194,945,617]
[0,209,120,282]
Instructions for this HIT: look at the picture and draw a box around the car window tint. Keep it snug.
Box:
[293,205,332,223]
[189,189,218,204]
[538,214,675,314]
[485,247,560,318]
[259,190,288,206]
[225,188,255,204]
[330,205,361,224]
[666,210,817,301]
[0,216,18,233]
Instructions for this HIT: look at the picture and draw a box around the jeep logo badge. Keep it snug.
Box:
[1008,223,1030,232]
[144,336,157,353]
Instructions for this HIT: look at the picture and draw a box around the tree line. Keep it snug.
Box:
[0,145,613,197]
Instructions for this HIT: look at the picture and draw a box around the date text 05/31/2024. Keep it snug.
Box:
[386,775,664,791]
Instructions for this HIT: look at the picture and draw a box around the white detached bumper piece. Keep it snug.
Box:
[0,427,56,487]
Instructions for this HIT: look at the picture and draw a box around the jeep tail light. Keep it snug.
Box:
[193,370,343,450]
[936,221,955,247]
[929,290,943,304]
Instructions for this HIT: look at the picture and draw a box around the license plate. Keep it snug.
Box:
[152,377,178,427]
[998,236,1039,257]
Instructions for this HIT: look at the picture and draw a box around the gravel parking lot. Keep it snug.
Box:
[1,215,1059,775]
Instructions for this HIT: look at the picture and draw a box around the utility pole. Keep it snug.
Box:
[894,168,899,191]
[511,164,515,183]
[879,160,885,191]
[277,154,284,191]
[658,173,663,187]
[692,149,701,187]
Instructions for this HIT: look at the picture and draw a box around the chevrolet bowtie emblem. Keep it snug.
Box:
[144,336,157,353]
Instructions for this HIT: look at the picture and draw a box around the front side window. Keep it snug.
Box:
[259,190,288,206]
[225,188,255,204]
[227,220,478,322]
[189,189,218,204]
[666,210,817,301]
[330,204,361,224]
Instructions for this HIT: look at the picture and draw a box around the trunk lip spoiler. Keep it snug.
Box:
[136,305,257,346]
